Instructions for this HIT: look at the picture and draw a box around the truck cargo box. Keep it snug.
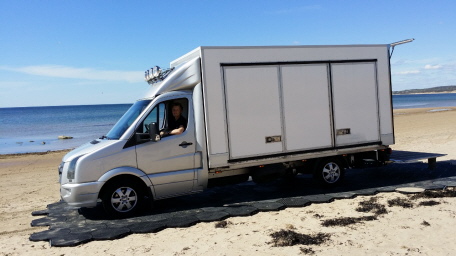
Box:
[171,45,393,168]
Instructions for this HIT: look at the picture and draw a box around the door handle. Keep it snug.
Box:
[179,141,193,147]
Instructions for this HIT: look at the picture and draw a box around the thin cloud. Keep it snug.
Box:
[394,70,421,75]
[424,64,442,70]
[392,58,441,66]
[0,65,143,83]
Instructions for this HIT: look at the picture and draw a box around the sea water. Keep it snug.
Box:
[1,93,455,154]
[392,93,456,109]
[0,104,131,154]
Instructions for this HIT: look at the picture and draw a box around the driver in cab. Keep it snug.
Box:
[160,102,187,137]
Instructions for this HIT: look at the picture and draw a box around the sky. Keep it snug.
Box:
[1,0,455,108]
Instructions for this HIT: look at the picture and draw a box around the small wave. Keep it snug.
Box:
[93,124,115,127]
[427,109,451,112]
[73,124,114,128]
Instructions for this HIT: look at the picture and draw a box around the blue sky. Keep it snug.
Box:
[1,0,455,107]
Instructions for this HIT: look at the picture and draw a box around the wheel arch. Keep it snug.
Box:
[313,155,349,169]
[98,167,154,199]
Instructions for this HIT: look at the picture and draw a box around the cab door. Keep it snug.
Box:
[134,96,197,199]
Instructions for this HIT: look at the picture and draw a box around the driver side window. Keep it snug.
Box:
[126,102,166,148]
[141,102,166,133]
[134,98,188,144]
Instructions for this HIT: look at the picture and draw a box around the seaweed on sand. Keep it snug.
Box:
[418,200,441,206]
[215,220,230,228]
[410,189,456,200]
[421,220,431,226]
[387,197,414,208]
[269,229,330,247]
[300,247,316,255]
[321,216,377,227]
[355,197,388,215]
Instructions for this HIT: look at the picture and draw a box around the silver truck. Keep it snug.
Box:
[59,43,409,217]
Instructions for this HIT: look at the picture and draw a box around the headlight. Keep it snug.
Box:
[58,162,64,183]
[58,162,64,174]
[67,156,82,180]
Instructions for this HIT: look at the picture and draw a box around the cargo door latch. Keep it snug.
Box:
[336,128,351,135]
[265,136,282,143]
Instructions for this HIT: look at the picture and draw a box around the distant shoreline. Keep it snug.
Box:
[393,90,456,95]
[0,149,72,158]
[392,85,456,95]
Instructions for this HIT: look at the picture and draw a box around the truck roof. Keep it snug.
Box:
[170,44,391,68]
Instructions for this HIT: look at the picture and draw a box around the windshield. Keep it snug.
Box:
[105,100,152,140]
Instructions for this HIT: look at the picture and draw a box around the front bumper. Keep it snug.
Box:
[60,181,104,208]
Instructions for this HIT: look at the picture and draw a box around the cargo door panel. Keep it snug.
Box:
[281,64,333,151]
[331,62,380,146]
[223,66,283,159]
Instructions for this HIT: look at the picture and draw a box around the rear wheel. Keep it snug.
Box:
[101,178,146,218]
[314,158,344,186]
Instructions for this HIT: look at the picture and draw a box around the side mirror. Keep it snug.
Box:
[149,122,160,142]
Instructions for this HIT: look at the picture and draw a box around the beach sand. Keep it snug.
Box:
[0,107,455,255]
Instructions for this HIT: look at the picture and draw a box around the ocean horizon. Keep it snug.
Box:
[1,93,455,155]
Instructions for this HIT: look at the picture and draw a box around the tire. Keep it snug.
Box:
[314,158,344,186]
[101,178,146,218]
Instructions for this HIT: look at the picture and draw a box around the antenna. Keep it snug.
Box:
[390,38,414,58]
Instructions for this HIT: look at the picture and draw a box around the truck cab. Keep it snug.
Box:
[60,58,206,217]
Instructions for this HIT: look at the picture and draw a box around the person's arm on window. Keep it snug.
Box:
[169,125,185,135]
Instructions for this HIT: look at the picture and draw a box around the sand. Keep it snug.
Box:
[392,107,456,162]
[0,107,455,255]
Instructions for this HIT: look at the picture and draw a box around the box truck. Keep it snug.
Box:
[59,43,407,217]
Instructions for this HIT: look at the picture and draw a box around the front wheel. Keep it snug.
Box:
[314,158,345,186]
[101,178,146,218]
